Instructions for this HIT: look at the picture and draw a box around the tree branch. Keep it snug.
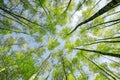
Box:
[74,48,120,58]
[68,0,120,34]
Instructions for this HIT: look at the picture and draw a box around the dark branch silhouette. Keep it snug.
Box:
[63,0,72,13]
[68,0,120,34]
[101,20,120,29]
[83,40,120,46]
[82,54,119,80]
[87,18,120,29]
[74,48,120,58]
[0,6,43,27]
[98,36,120,40]
[71,0,86,17]
[103,10,120,18]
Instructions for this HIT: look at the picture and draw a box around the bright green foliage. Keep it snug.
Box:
[53,67,64,80]
[110,62,120,68]
[68,1,75,11]
[57,14,69,26]
[82,8,94,19]
[89,61,99,72]
[93,16,104,25]
[78,73,88,80]
[59,27,72,39]
[67,73,75,80]
[0,0,120,80]
[17,56,36,80]
[47,38,60,50]
[72,57,79,65]
[65,41,75,52]
[85,0,94,6]
[75,38,82,46]
[63,58,72,70]
[94,74,107,80]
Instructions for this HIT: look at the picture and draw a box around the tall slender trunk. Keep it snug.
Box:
[69,0,120,34]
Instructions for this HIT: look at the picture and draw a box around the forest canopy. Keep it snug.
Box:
[0,0,120,80]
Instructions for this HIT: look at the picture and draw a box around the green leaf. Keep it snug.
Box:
[47,38,60,50]
[94,74,107,80]
[72,57,79,65]
[0,68,5,73]
[0,0,4,6]
[85,0,94,6]
[82,8,94,19]
[67,73,75,80]
[59,27,71,39]
[65,41,75,52]
[78,73,88,80]
[93,16,104,25]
